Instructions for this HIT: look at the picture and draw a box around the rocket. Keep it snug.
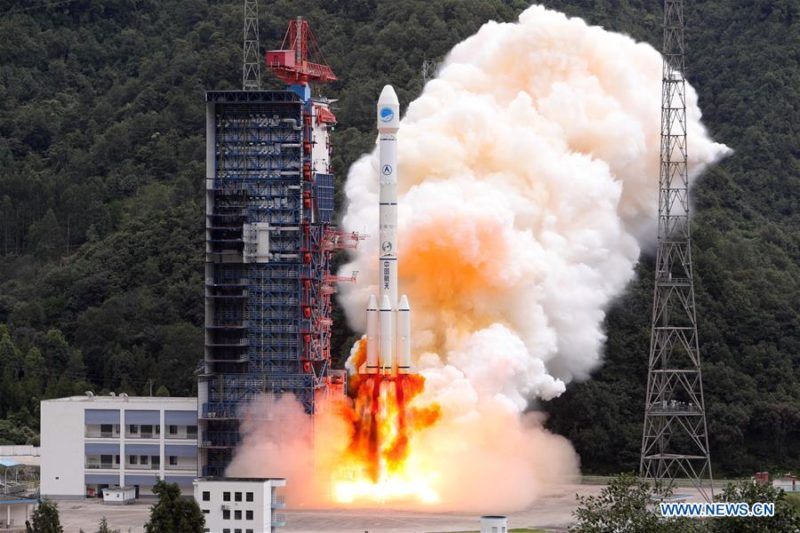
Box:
[360,85,413,376]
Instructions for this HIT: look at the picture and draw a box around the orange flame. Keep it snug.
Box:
[334,339,441,504]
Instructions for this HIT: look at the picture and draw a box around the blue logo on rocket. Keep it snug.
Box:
[380,107,394,122]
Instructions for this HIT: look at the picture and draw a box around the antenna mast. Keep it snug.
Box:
[639,0,714,502]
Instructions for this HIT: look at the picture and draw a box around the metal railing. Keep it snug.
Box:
[124,464,159,471]
[165,464,197,471]
[125,433,160,439]
[85,463,118,470]
[85,431,120,438]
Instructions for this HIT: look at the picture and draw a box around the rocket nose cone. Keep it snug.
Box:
[380,294,392,311]
[367,294,378,309]
[398,294,410,311]
[378,85,399,106]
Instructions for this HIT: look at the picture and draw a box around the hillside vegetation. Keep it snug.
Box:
[0,0,798,477]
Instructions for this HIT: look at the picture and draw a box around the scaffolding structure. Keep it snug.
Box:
[640,0,713,502]
[199,90,351,477]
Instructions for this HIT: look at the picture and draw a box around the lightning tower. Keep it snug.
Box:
[640,0,713,501]
[242,0,261,90]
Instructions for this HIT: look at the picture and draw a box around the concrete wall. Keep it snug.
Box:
[40,401,84,497]
[0,446,39,457]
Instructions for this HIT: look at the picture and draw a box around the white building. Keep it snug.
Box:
[40,394,198,498]
[193,478,286,533]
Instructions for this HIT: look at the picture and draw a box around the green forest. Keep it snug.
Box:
[0,0,798,478]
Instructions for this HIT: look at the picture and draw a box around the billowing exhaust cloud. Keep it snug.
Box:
[229,5,729,511]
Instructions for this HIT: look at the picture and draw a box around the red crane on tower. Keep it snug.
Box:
[266,17,337,87]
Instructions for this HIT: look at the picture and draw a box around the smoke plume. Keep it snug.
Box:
[228,5,729,511]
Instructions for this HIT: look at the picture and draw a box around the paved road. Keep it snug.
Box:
[54,483,608,532]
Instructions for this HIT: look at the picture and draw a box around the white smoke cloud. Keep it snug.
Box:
[230,5,729,512]
[339,4,727,393]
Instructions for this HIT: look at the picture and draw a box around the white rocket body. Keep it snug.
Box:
[365,294,379,373]
[359,85,414,376]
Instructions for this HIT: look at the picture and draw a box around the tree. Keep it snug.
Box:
[25,499,63,533]
[155,385,170,397]
[27,209,62,259]
[95,517,120,533]
[143,480,205,533]
[708,480,800,532]
[570,473,702,533]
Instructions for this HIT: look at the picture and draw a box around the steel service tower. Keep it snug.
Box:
[199,16,356,477]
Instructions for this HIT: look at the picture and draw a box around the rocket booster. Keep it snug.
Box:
[360,85,414,376]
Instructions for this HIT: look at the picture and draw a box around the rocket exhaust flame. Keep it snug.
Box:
[346,340,440,481]
[227,5,729,512]
[337,361,441,502]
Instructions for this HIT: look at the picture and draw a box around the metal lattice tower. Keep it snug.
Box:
[242,0,261,90]
[639,0,713,502]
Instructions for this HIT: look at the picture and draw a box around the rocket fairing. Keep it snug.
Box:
[358,85,415,376]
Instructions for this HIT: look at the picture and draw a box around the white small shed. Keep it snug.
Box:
[102,486,136,504]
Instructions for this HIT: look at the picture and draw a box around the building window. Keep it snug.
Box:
[129,424,138,434]
[202,509,209,514]
[245,510,253,520]
[246,530,253,533]
[141,424,153,436]
[246,492,253,502]
[140,455,148,465]
[222,530,230,533]
[129,455,138,465]
[169,425,178,435]
[100,424,113,436]
[234,529,242,533]
[100,454,112,467]
[169,456,178,466]
[115,455,120,465]
[234,510,242,520]
[234,492,242,502]
[187,425,198,437]
[222,509,230,520]
[223,491,230,502]
[202,491,210,501]
[152,456,160,467]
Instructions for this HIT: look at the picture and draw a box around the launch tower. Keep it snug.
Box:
[199,15,353,477]
[639,0,713,501]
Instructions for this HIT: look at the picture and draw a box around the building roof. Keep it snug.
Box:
[42,395,196,404]
[0,495,37,505]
